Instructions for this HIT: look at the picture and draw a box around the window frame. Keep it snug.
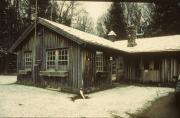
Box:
[58,49,69,70]
[24,51,32,69]
[46,50,56,70]
[46,48,69,71]
[96,51,105,72]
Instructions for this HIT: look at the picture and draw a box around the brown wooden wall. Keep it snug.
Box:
[124,53,180,84]
[82,48,96,88]
[124,55,139,82]
[161,56,180,83]
[16,25,83,90]
[82,48,111,89]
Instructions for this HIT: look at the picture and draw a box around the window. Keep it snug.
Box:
[46,49,68,71]
[144,59,149,70]
[47,50,56,69]
[58,49,68,70]
[25,52,32,69]
[96,51,104,72]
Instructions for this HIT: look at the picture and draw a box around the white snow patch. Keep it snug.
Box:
[114,35,180,53]
[0,75,17,84]
[0,76,174,117]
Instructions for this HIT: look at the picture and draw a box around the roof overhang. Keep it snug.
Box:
[9,17,180,55]
[9,17,127,53]
[9,18,86,52]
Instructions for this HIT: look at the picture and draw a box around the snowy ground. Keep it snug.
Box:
[0,76,174,117]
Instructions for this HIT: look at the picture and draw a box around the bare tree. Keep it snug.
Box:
[49,1,80,26]
[95,14,108,37]
[71,9,95,34]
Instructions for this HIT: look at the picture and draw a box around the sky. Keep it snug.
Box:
[80,1,112,23]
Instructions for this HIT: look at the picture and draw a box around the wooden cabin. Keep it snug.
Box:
[114,35,180,84]
[9,17,180,92]
[9,17,124,92]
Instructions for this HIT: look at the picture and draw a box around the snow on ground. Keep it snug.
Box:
[0,75,17,84]
[0,76,174,117]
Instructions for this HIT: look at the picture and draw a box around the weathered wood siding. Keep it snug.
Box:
[124,55,139,82]
[161,55,180,83]
[124,53,180,84]
[82,48,111,88]
[82,48,96,88]
[16,25,83,90]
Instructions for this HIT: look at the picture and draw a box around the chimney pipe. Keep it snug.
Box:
[127,25,137,47]
[108,30,117,42]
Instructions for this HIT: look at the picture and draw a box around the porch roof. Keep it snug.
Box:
[114,35,180,53]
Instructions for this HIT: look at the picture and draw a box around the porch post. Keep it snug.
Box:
[140,56,144,83]
[109,56,113,85]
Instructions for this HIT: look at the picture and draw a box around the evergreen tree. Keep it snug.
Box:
[105,2,127,40]
[0,0,9,48]
[145,1,180,37]
[0,0,25,49]
[30,0,50,19]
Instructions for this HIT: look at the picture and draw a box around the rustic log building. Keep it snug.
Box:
[9,17,180,92]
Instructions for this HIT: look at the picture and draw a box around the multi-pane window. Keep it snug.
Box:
[46,49,68,71]
[47,50,56,69]
[25,52,32,69]
[58,49,68,70]
[96,51,104,72]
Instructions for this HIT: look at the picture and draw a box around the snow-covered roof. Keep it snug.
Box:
[9,17,122,52]
[108,31,116,36]
[9,17,180,54]
[114,35,180,53]
[40,18,120,51]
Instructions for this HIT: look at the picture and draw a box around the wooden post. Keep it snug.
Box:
[109,56,113,85]
[140,56,144,82]
[161,59,163,83]
[174,59,177,77]
[32,0,37,85]
[165,58,170,83]
[170,58,174,82]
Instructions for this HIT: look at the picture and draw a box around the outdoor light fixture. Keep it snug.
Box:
[110,56,113,61]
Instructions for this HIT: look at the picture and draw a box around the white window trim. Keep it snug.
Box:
[24,51,32,69]
[46,48,69,71]
[46,50,56,70]
[96,51,104,72]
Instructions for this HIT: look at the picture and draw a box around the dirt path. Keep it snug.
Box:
[130,93,180,118]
